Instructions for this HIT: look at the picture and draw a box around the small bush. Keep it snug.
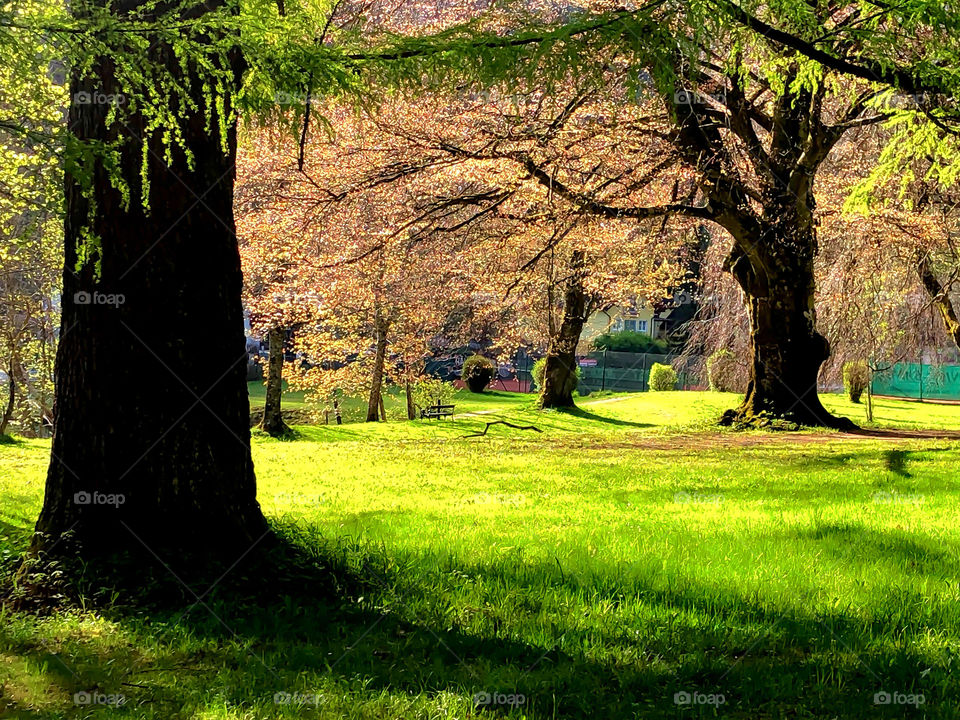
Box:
[414,378,456,408]
[843,360,869,403]
[592,330,668,354]
[532,357,581,390]
[648,362,678,391]
[461,355,495,393]
[707,349,738,392]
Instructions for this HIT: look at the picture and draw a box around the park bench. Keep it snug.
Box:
[420,403,456,419]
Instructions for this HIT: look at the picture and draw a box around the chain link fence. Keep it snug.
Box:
[516,351,705,394]
[515,352,960,401]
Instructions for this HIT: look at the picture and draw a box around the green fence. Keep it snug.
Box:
[575,351,702,393]
[872,362,960,401]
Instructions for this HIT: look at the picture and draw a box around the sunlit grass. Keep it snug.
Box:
[2,391,960,718]
[247,381,534,422]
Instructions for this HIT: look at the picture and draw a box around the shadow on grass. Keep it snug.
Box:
[883,449,911,477]
[775,446,955,482]
[792,521,957,578]
[559,407,653,429]
[2,520,954,719]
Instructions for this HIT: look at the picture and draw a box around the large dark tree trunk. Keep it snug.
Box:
[651,63,866,429]
[721,217,854,429]
[260,326,290,437]
[32,4,267,557]
[366,314,389,422]
[538,250,588,410]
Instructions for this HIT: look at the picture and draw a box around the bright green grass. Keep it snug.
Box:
[2,392,960,718]
[247,380,308,409]
[247,382,533,422]
[822,392,960,430]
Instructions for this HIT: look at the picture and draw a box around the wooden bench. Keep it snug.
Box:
[420,403,455,419]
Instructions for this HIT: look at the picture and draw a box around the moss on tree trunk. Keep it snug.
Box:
[721,221,855,430]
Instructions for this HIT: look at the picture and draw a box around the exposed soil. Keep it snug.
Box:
[572,428,960,452]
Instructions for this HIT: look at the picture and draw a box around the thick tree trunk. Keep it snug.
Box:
[917,253,960,350]
[366,315,389,422]
[32,5,267,557]
[260,326,290,437]
[538,250,588,410]
[721,222,854,429]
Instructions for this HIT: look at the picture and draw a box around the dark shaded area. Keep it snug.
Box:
[791,522,956,579]
[883,449,911,477]
[2,521,955,719]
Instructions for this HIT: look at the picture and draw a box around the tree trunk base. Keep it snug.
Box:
[259,418,294,439]
[719,398,858,431]
[8,526,283,612]
[537,395,577,410]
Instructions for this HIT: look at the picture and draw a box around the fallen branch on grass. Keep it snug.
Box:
[462,421,543,438]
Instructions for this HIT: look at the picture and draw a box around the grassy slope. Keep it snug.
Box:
[1,392,959,718]
[246,382,533,421]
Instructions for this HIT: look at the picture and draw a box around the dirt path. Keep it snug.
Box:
[577,428,960,451]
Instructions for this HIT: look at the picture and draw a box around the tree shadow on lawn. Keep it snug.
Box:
[769,445,957,481]
[791,520,959,576]
[5,524,954,719]
[883,449,911,477]
[557,406,653,429]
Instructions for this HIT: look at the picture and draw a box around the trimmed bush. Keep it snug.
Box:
[648,362,678,391]
[532,357,581,390]
[707,349,738,392]
[461,355,495,393]
[843,360,869,403]
[592,330,668,354]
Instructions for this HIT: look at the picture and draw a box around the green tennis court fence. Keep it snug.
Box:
[871,362,960,402]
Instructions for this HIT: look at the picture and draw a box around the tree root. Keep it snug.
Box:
[463,421,543,438]
[719,408,858,432]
